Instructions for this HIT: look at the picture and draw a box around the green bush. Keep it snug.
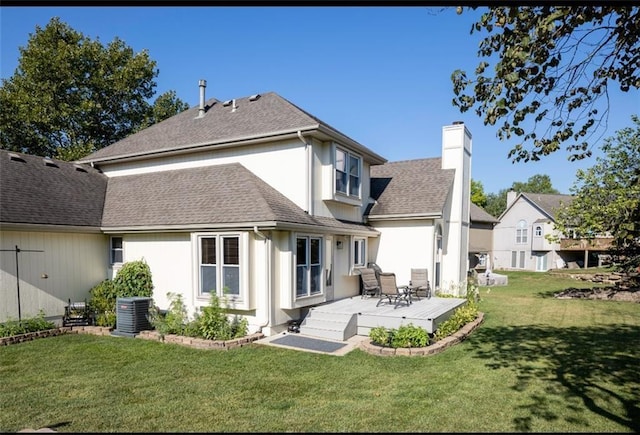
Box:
[391,324,429,348]
[433,300,478,342]
[150,292,248,341]
[88,279,118,327]
[0,310,55,338]
[368,323,429,348]
[88,260,155,328]
[113,259,154,297]
[149,292,190,338]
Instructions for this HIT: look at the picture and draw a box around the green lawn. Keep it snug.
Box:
[1,271,639,432]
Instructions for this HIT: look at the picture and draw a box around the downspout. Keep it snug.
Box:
[254,226,272,333]
[297,130,313,215]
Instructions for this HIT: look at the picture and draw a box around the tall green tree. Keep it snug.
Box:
[0,17,189,160]
[470,179,487,207]
[554,115,640,273]
[452,6,639,163]
[484,174,560,217]
[511,174,559,195]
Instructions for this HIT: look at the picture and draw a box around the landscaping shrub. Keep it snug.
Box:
[88,279,118,327]
[369,323,429,348]
[148,292,190,337]
[150,291,248,341]
[112,259,154,298]
[88,259,155,328]
[0,310,55,338]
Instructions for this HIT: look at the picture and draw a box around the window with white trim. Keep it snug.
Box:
[516,220,528,244]
[199,234,241,297]
[511,250,527,269]
[296,236,323,297]
[353,237,367,268]
[335,147,361,198]
[110,236,123,264]
[535,225,543,237]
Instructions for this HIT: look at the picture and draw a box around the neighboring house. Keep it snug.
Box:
[468,202,499,272]
[1,81,472,333]
[492,191,613,272]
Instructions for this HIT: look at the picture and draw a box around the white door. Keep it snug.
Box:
[535,253,548,271]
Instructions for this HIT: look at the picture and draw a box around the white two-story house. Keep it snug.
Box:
[1,81,472,334]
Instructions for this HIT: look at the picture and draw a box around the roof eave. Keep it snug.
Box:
[367,212,442,221]
[101,220,380,237]
[0,222,104,234]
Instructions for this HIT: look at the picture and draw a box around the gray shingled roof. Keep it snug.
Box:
[102,162,377,235]
[520,192,574,220]
[367,158,454,218]
[79,92,385,165]
[0,149,107,227]
[470,202,499,223]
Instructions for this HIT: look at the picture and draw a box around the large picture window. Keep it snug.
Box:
[296,236,323,297]
[335,147,361,198]
[199,234,240,296]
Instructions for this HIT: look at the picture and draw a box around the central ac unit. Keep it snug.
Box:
[112,296,153,337]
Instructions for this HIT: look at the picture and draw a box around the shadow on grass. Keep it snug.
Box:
[468,324,640,432]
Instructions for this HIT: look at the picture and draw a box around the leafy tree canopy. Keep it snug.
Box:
[554,115,640,272]
[0,17,189,161]
[452,6,639,163]
[484,174,559,217]
[470,179,488,207]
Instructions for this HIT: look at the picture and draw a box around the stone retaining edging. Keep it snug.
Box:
[0,325,265,350]
[358,311,485,356]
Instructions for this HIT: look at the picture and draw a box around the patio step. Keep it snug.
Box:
[298,311,356,341]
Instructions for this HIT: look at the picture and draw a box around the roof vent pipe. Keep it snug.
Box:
[232,98,237,112]
[198,79,206,118]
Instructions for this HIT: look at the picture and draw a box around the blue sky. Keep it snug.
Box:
[2,6,638,195]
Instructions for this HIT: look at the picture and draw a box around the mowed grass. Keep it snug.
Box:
[1,271,639,432]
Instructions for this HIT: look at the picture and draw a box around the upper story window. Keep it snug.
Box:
[110,236,123,264]
[335,148,361,198]
[516,220,528,244]
[534,225,543,237]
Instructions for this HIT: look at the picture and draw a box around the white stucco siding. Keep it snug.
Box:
[120,233,192,314]
[332,234,359,299]
[371,221,435,288]
[0,230,108,323]
[99,140,309,212]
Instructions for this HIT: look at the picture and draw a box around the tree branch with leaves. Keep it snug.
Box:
[452,6,639,163]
